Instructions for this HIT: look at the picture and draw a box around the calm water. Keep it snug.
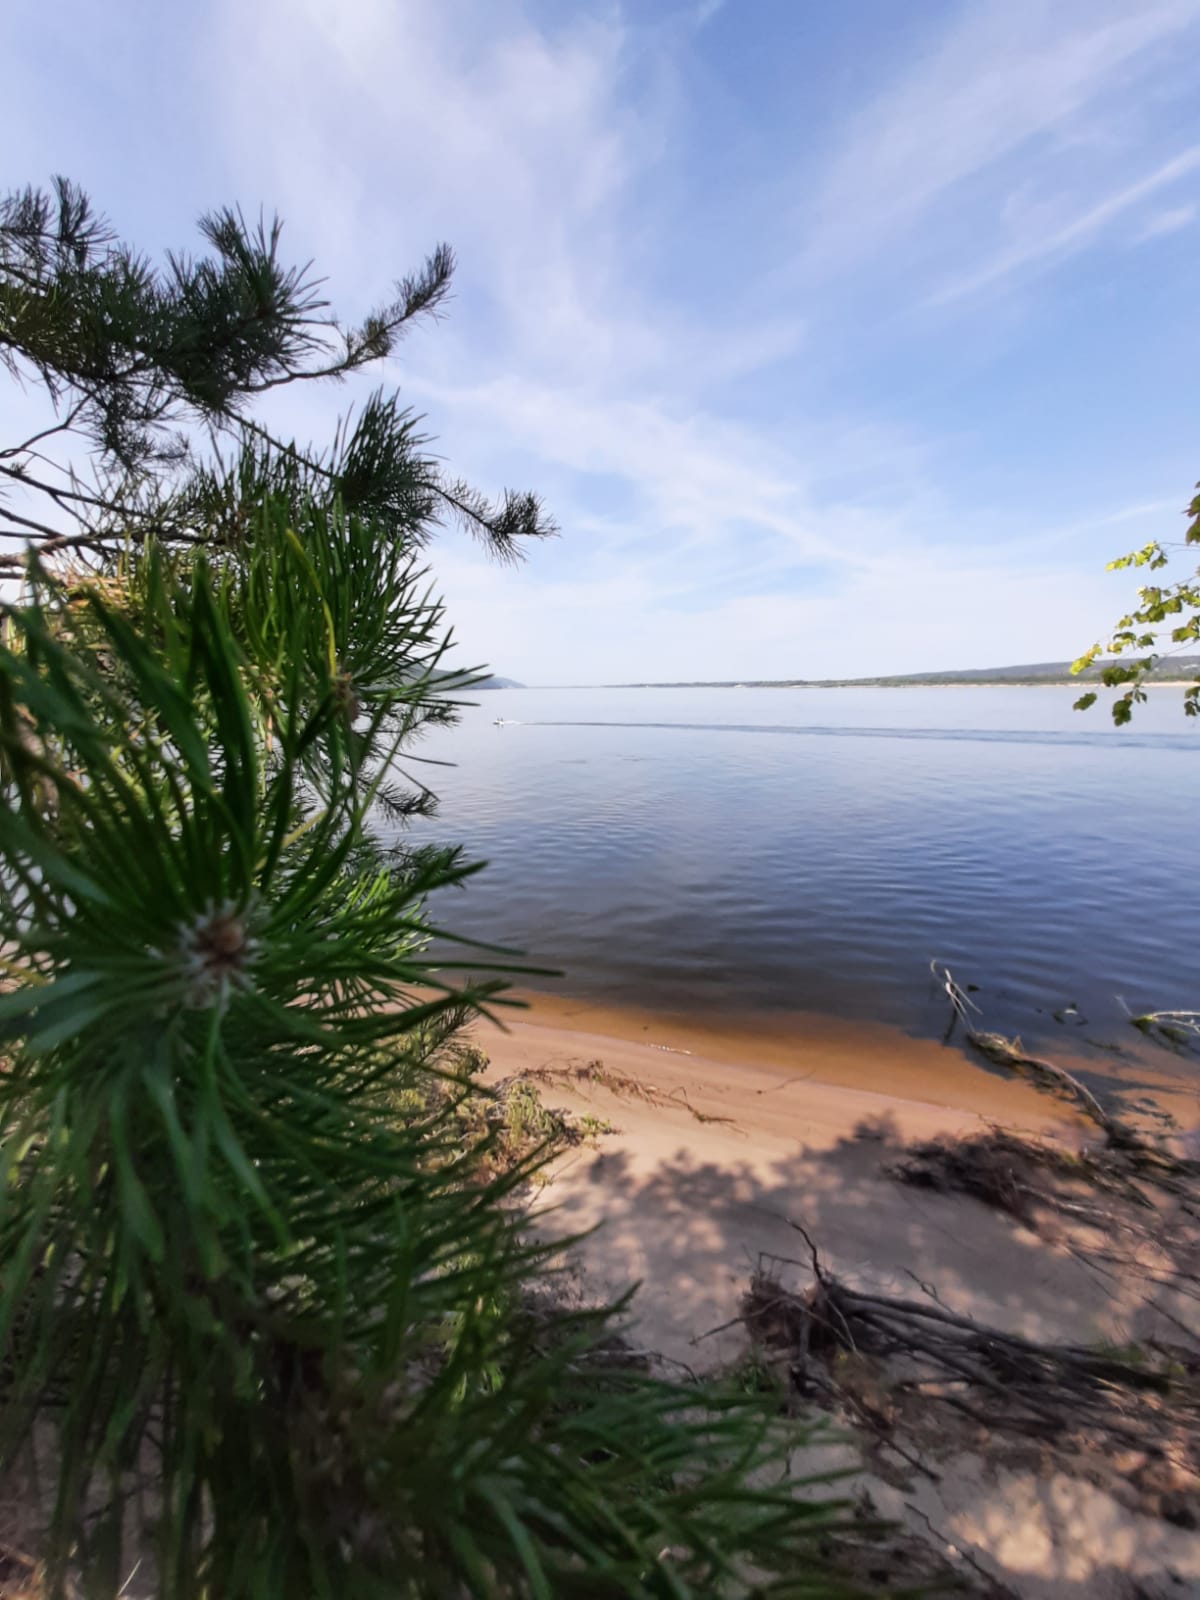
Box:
[401,686,1197,1060]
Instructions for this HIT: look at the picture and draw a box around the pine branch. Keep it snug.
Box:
[2,185,552,566]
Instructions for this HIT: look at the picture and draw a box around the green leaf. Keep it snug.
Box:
[1070,647,1100,675]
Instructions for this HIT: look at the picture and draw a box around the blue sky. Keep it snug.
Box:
[5,0,1200,682]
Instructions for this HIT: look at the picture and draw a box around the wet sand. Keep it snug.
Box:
[482,987,1198,1129]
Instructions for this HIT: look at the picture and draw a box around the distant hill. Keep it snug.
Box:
[612,658,1200,690]
[430,671,522,690]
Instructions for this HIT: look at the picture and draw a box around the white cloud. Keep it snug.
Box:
[431,535,1141,683]
[416,375,843,560]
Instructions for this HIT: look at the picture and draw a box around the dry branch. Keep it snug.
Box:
[739,1248,1200,1527]
[887,1130,1057,1228]
[968,1030,1117,1133]
[887,1124,1200,1356]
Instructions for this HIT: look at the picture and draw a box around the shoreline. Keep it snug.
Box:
[505,680,1199,692]
[467,990,1103,1364]
[484,989,1062,1124]
[480,986,1198,1130]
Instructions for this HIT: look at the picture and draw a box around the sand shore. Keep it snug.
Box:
[468,993,1200,1598]
[472,994,1118,1361]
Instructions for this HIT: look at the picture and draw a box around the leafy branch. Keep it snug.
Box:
[1073,487,1200,722]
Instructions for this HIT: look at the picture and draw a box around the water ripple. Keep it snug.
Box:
[405,687,1199,1061]
[516,719,1196,752]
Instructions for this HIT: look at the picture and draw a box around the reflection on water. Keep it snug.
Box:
[397,686,1198,1063]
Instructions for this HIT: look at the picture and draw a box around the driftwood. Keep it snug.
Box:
[739,1227,1200,1529]
[930,961,1123,1137]
[1125,1003,1200,1054]
[967,1029,1117,1132]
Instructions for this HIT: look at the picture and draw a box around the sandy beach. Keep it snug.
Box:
[474,992,1178,1359]
[470,993,1200,1598]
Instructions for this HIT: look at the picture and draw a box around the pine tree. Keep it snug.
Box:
[0,182,851,1598]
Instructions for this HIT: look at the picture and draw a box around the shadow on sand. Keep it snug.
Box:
[540,1114,1198,1599]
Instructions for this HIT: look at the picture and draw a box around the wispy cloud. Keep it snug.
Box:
[803,0,1200,274]
[201,0,1200,678]
[5,0,1195,680]
[928,145,1200,303]
[1135,202,1197,241]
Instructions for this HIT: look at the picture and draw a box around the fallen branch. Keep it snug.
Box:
[930,960,1131,1141]
[887,1125,1200,1348]
[902,1504,1019,1600]
[968,1030,1117,1134]
[738,1246,1200,1525]
[1134,1010,1200,1031]
[1126,1006,1200,1055]
[888,1129,1055,1228]
[888,1126,1166,1219]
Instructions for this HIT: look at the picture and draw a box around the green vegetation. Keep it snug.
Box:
[0,182,852,1597]
[1072,482,1200,722]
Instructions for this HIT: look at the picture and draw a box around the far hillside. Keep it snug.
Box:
[613,657,1200,690]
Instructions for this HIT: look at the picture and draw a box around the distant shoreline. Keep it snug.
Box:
[506,678,1196,691]
[599,676,1199,691]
